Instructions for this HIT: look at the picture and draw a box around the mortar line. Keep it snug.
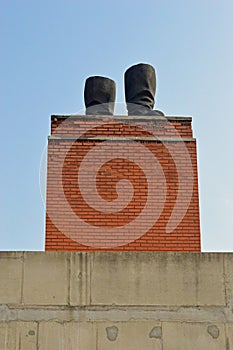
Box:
[224,322,229,350]
[4,323,8,350]
[36,322,39,350]
[20,252,25,305]
[67,254,71,306]
[89,253,92,306]
[48,135,196,143]
[223,254,228,306]
[80,254,83,306]
[0,305,230,323]
[96,325,98,350]
[160,321,164,350]
[85,252,88,306]
[19,331,21,350]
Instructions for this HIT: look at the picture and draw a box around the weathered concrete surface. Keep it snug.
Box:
[38,322,96,349]
[163,322,226,349]
[1,252,233,349]
[23,252,69,305]
[0,252,23,304]
[90,252,225,306]
[0,322,37,350]
[226,324,233,349]
[70,253,91,306]
[0,320,232,350]
[97,321,162,350]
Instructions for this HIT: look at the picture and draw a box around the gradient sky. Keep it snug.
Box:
[1,0,233,251]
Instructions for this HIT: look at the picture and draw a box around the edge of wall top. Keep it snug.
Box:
[51,115,192,122]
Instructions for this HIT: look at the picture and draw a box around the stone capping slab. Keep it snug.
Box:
[48,136,196,142]
[51,114,192,123]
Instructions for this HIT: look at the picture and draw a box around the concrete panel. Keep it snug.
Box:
[162,322,226,350]
[225,324,233,349]
[196,254,225,305]
[23,253,69,305]
[38,322,96,349]
[0,253,23,304]
[77,322,96,349]
[70,253,91,306]
[90,252,225,306]
[224,254,233,305]
[97,321,162,350]
[38,322,70,349]
[2,322,37,350]
[0,323,7,349]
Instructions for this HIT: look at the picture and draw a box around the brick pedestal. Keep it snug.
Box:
[45,115,201,251]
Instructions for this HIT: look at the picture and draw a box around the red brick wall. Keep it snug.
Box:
[45,115,201,251]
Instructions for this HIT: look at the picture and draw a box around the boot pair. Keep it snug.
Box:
[84,63,164,116]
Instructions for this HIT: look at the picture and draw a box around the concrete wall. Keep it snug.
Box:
[0,252,233,349]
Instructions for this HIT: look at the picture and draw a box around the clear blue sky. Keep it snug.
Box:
[1,0,233,251]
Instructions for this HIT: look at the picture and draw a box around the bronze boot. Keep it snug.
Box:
[124,63,164,116]
[84,76,116,115]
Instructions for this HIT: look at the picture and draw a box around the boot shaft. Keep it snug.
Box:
[84,76,116,115]
[124,63,164,116]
